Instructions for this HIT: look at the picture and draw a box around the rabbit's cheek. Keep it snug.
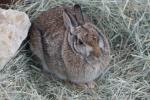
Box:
[74,44,84,54]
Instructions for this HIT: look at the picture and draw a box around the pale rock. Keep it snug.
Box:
[0,8,31,70]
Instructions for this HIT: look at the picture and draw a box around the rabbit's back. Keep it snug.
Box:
[30,6,70,79]
[35,6,66,34]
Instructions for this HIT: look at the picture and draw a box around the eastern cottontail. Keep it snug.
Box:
[29,4,110,88]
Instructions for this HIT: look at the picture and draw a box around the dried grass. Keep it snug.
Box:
[0,0,150,100]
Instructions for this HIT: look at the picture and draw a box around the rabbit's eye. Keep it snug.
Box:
[78,39,83,45]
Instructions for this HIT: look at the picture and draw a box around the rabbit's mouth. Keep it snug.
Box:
[85,55,101,64]
[85,55,105,71]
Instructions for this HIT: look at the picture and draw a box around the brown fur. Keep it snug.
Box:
[29,5,110,85]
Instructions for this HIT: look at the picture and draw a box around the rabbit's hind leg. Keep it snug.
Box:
[29,24,49,72]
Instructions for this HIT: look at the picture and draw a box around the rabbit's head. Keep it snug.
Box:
[63,4,109,64]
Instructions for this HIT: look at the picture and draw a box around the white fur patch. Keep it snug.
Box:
[99,38,104,50]
[86,45,93,56]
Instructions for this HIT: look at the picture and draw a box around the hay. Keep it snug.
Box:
[0,0,150,100]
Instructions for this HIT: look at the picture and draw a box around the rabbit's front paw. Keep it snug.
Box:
[76,81,97,89]
[86,81,97,89]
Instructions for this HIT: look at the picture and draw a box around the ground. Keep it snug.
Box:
[0,0,150,100]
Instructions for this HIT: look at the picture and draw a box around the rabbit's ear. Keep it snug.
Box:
[74,4,85,25]
[63,9,78,32]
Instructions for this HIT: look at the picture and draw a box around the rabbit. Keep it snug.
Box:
[29,4,110,88]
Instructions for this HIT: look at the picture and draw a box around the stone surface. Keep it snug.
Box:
[0,8,31,70]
